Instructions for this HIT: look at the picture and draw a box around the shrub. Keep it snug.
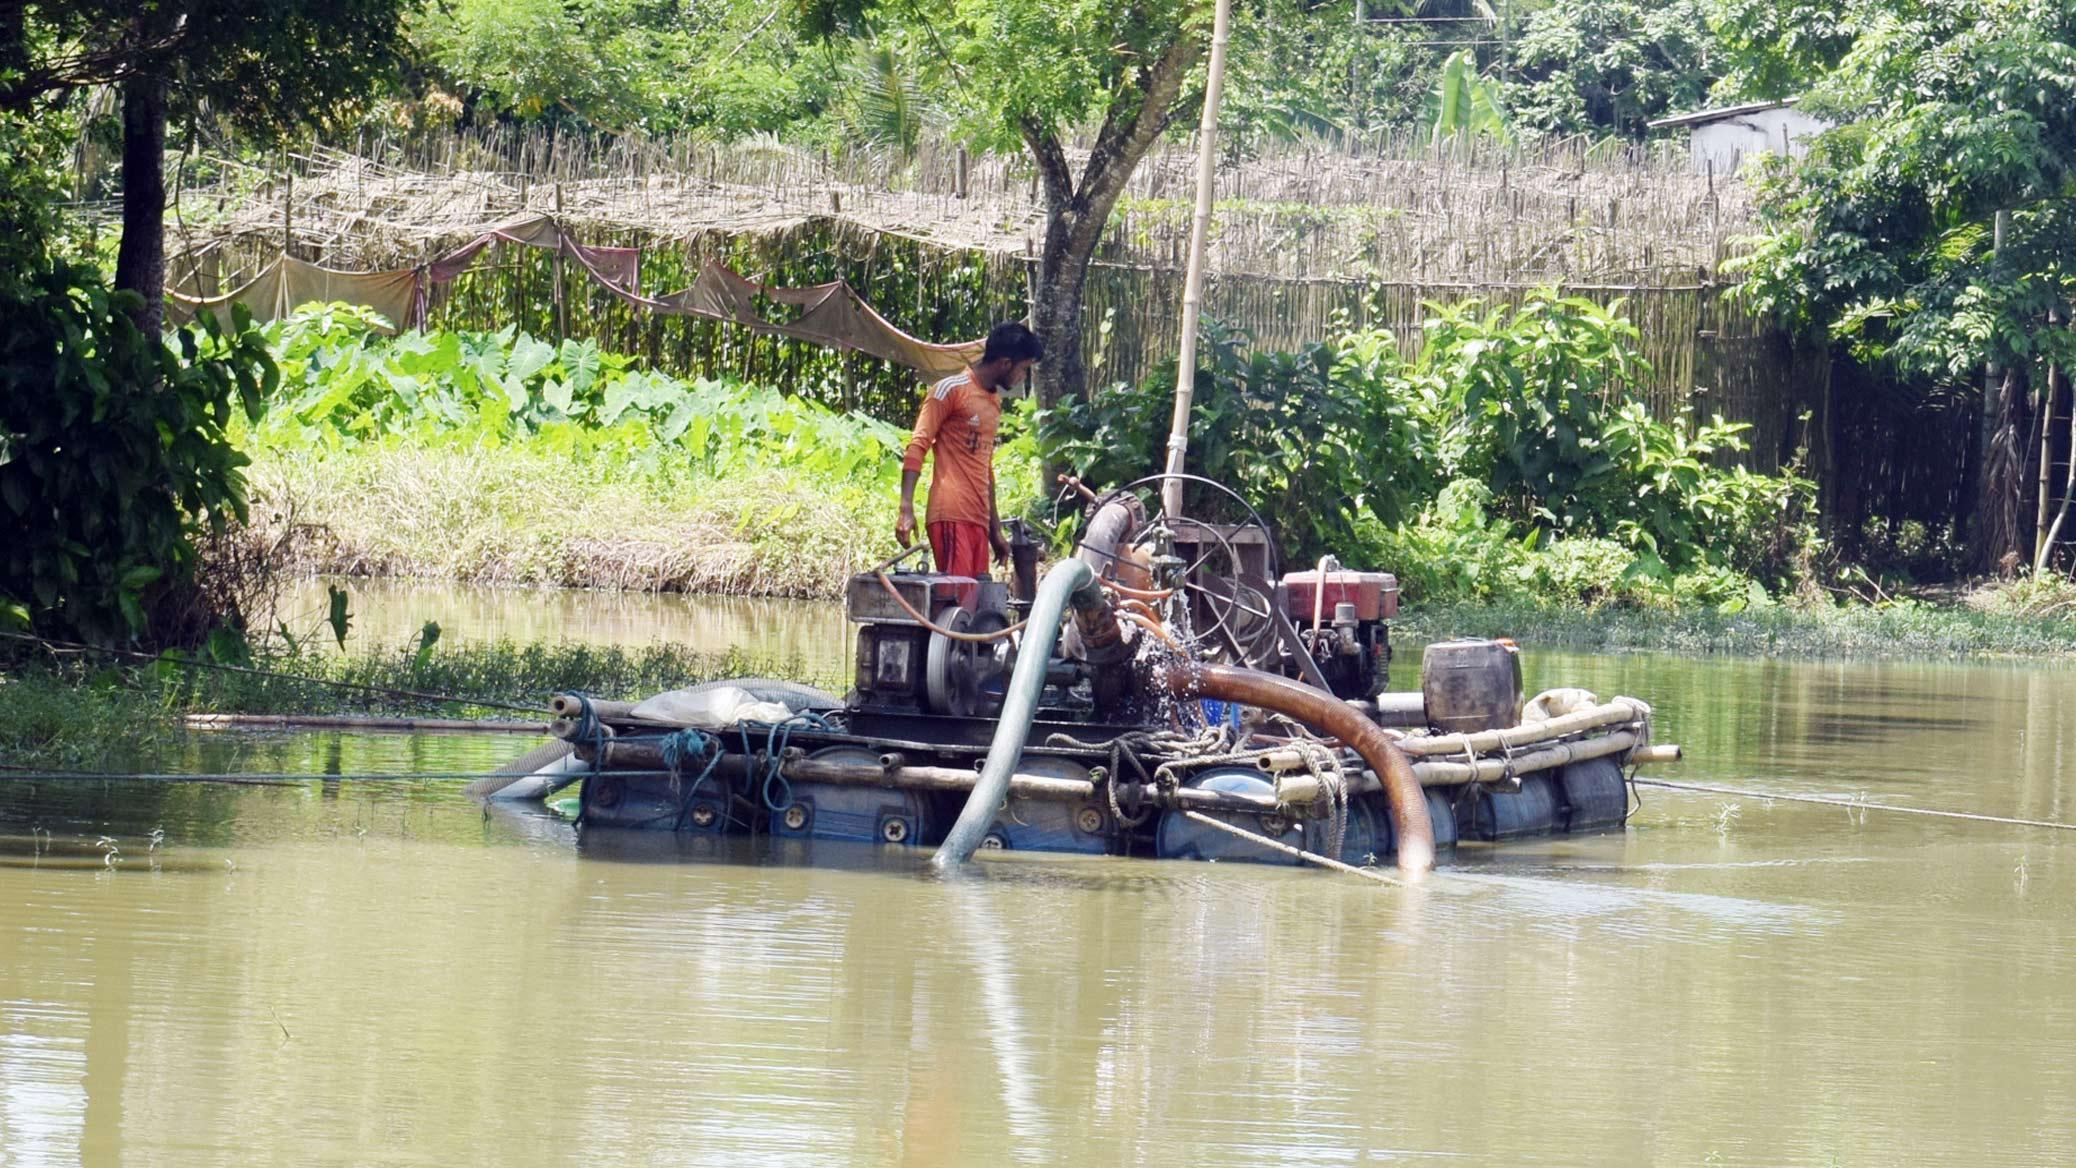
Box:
[1043,290,1823,603]
[0,113,275,645]
[1040,319,1439,559]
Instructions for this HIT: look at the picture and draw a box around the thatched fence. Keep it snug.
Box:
[154,128,1825,475]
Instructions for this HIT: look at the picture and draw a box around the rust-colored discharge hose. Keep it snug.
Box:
[1166,662,1435,878]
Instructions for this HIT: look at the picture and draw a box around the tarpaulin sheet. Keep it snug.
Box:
[168,256,421,334]
[424,213,640,291]
[163,215,981,378]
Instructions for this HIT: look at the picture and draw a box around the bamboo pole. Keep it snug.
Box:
[553,183,567,344]
[1391,699,1646,758]
[2035,303,2064,570]
[1159,0,1232,518]
[184,714,549,734]
[579,743,1098,801]
[1980,210,2009,494]
[1403,730,1644,787]
[2040,332,2076,571]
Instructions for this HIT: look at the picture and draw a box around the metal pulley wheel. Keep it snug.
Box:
[924,606,1012,717]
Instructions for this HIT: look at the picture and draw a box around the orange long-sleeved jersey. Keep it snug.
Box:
[902,370,1002,527]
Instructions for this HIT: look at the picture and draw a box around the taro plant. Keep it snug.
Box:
[255,305,909,487]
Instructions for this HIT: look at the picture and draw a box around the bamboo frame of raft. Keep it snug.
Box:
[185,713,550,734]
[550,698,1677,813]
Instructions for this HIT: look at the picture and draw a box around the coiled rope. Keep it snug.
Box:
[737,711,838,813]
[659,727,730,829]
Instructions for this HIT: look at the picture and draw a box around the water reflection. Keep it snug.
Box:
[282,577,852,676]
[1,599,2074,1163]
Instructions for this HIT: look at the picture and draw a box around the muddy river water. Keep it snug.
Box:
[2,585,2072,1165]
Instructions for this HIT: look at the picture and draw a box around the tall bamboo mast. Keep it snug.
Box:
[1160,0,1233,519]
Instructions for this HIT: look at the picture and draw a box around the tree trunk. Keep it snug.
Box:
[1031,215,1096,412]
[0,6,26,86]
[1019,36,1201,419]
[1975,363,2029,574]
[115,68,168,337]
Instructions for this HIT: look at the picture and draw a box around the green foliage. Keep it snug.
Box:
[841,41,935,158]
[918,0,1203,152]
[1966,572,2076,621]
[1400,593,2076,659]
[1224,1,1440,140]
[1502,0,1716,138]
[5,0,410,136]
[1428,51,1514,145]
[426,219,1013,429]
[0,112,276,645]
[1043,290,1820,605]
[1359,480,1777,612]
[0,642,848,771]
[414,0,680,130]
[1703,0,1859,100]
[1417,293,1647,512]
[1414,291,1818,583]
[406,0,840,136]
[258,305,909,487]
[1041,320,1437,559]
[1731,1,2076,381]
[240,309,1042,598]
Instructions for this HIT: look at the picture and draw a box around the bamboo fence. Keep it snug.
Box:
[151,127,1821,472]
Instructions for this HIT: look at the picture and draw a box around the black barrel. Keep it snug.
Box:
[1556,756,1629,832]
[1466,774,1558,841]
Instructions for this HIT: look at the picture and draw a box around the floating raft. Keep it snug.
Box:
[496,683,1673,867]
[483,495,1683,873]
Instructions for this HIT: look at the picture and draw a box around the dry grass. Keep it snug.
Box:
[1963,573,2076,621]
[246,441,895,599]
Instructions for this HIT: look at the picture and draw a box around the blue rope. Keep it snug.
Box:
[739,710,836,814]
[570,693,608,787]
[661,727,731,829]
[661,727,724,799]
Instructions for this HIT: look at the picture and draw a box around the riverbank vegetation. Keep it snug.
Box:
[0,641,848,772]
[1050,294,1820,611]
[229,296,1819,612]
[236,304,1046,598]
[10,585,2076,774]
[220,305,2076,663]
[4,0,2075,668]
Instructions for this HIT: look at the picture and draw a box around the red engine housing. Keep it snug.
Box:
[1280,569,1399,622]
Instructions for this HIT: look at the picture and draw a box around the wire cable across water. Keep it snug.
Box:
[1633,777,2076,833]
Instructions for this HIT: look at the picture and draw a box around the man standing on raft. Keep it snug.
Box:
[895,321,1043,577]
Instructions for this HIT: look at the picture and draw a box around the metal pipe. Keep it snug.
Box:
[1074,495,1145,583]
[1404,730,1640,787]
[934,558,1113,868]
[184,714,547,734]
[549,695,637,721]
[1166,663,1434,877]
[1363,692,1428,728]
